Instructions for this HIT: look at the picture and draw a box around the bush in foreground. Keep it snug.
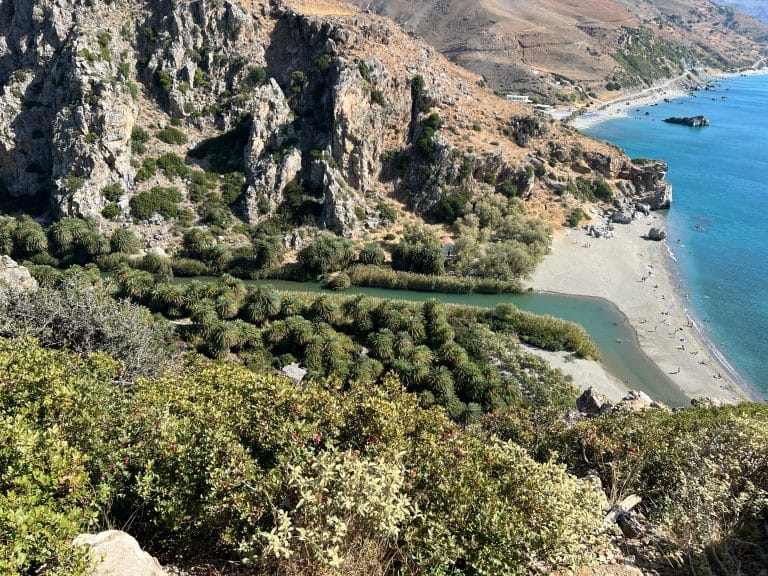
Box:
[0,337,612,575]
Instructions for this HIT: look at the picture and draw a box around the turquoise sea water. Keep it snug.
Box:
[584,74,768,396]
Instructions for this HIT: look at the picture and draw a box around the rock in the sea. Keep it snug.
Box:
[0,256,38,291]
[576,386,613,415]
[73,531,169,576]
[647,227,667,241]
[663,115,709,127]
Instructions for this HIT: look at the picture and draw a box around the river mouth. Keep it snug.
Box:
[173,277,689,406]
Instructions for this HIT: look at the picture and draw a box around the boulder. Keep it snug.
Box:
[617,512,644,539]
[0,256,38,291]
[647,227,667,241]
[282,362,307,383]
[614,390,668,412]
[73,531,169,576]
[576,386,613,415]
[611,211,633,224]
[690,396,728,407]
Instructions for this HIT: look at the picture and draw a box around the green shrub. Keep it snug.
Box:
[326,272,351,291]
[430,189,471,223]
[182,228,215,258]
[221,172,245,205]
[101,183,123,202]
[139,252,173,282]
[110,228,141,254]
[491,303,599,359]
[377,202,396,223]
[129,186,182,220]
[156,125,188,145]
[170,257,209,277]
[156,152,190,180]
[391,228,444,276]
[415,113,443,158]
[131,125,150,154]
[347,265,522,294]
[315,55,332,72]
[0,278,175,381]
[358,243,385,266]
[134,157,157,182]
[566,207,588,228]
[298,234,355,275]
[101,202,120,219]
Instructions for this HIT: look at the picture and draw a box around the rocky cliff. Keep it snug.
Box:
[0,0,669,249]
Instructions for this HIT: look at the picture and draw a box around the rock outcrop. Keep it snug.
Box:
[0,256,38,291]
[663,115,709,127]
[73,531,169,576]
[0,0,676,245]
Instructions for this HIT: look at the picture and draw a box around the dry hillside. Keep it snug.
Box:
[350,0,768,99]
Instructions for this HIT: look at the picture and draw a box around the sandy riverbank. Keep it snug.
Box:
[530,216,751,405]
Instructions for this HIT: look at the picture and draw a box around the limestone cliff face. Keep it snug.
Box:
[0,0,137,218]
[0,0,672,238]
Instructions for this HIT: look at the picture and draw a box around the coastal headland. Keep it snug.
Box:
[530,216,751,405]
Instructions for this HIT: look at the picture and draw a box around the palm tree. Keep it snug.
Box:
[401,315,426,342]
[367,329,395,361]
[81,231,110,257]
[286,316,314,347]
[117,268,154,301]
[309,295,338,324]
[190,302,219,338]
[408,345,434,367]
[215,294,240,320]
[428,366,455,398]
[438,341,468,367]
[393,331,414,358]
[280,294,303,318]
[242,287,281,323]
[210,321,242,358]
[151,283,186,314]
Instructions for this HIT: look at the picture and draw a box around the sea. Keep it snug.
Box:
[584,73,768,397]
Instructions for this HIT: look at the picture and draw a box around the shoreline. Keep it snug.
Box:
[529,216,751,405]
[569,64,768,131]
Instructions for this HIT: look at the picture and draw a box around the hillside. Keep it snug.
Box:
[0,0,670,288]
[349,0,768,100]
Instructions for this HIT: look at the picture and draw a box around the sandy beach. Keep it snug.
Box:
[571,75,693,130]
[570,63,768,131]
[530,216,751,405]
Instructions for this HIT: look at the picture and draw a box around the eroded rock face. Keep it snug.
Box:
[73,531,169,576]
[0,0,137,218]
[313,158,364,236]
[240,80,301,222]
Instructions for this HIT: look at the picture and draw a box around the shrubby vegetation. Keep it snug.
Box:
[452,195,551,280]
[112,272,586,418]
[0,275,175,381]
[0,336,610,575]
